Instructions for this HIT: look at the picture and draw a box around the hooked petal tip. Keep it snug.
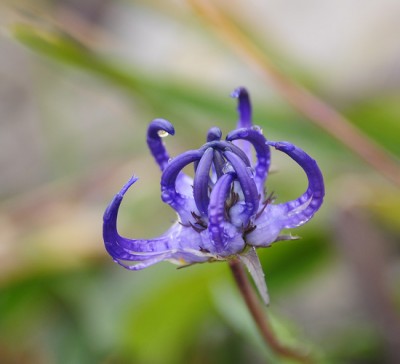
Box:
[119,175,139,196]
[267,141,295,152]
[104,176,138,222]
[230,86,249,99]
[207,127,222,142]
[148,118,175,138]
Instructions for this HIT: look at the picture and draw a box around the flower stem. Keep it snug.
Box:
[228,258,314,364]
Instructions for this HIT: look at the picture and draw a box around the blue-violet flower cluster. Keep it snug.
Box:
[103,87,324,304]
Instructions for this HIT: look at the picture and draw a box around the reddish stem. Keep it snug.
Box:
[229,259,314,364]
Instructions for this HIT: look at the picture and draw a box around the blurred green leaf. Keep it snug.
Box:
[0,271,101,363]
[11,23,232,122]
[119,263,223,364]
[328,324,384,363]
[346,95,400,157]
[259,227,332,293]
[11,23,363,159]
[362,186,400,238]
[212,279,329,364]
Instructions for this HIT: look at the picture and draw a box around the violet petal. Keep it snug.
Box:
[147,119,175,171]
[207,127,222,142]
[231,87,252,129]
[212,150,225,180]
[223,150,260,223]
[268,141,325,228]
[208,173,234,251]
[226,127,271,191]
[193,147,214,216]
[103,176,174,265]
[161,149,203,221]
[202,140,251,168]
[230,87,253,158]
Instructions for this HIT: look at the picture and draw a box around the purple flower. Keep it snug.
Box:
[103,87,324,304]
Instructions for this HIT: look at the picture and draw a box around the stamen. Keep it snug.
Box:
[255,191,276,219]
[223,151,260,223]
[225,186,239,209]
[189,221,206,233]
[191,211,207,228]
[244,224,257,234]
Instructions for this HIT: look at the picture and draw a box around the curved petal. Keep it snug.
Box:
[161,149,203,222]
[208,173,233,252]
[194,128,221,173]
[268,141,325,228]
[193,147,214,216]
[223,150,260,224]
[202,140,251,168]
[226,127,271,190]
[104,181,213,269]
[146,119,175,171]
[208,173,244,255]
[103,176,175,268]
[212,150,225,180]
[231,87,253,159]
[147,119,193,197]
[231,87,252,129]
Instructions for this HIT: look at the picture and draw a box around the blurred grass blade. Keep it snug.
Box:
[11,23,234,120]
[12,24,150,93]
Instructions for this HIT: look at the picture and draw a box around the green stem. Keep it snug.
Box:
[228,259,314,364]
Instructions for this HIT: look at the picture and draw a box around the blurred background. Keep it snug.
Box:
[1,0,400,363]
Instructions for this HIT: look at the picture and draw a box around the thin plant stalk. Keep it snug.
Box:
[229,259,314,364]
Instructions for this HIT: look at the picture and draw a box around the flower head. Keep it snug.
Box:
[103,87,324,304]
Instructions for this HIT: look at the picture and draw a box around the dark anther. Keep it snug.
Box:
[226,190,239,209]
[243,221,257,235]
[189,221,206,233]
[225,184,239,210]
[181,213,207,232]
[191,211,207,228]
[224,184,240,218]
[264,191,276,205]
[256,191,276,219]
